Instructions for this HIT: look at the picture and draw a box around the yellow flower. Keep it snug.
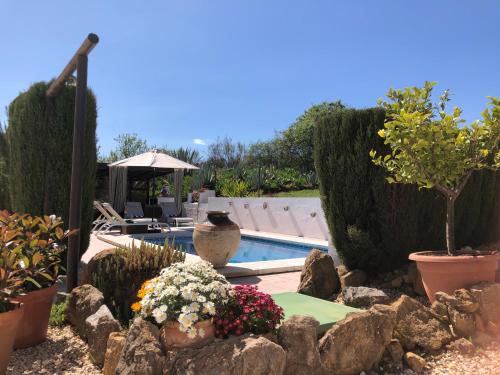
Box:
[131,302,141,312]
[137,280,151,299]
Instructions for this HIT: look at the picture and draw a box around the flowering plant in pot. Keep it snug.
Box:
[0,210,76,348]
[213,284,284,338]
[132,260,234,349]
[370,82,500,301]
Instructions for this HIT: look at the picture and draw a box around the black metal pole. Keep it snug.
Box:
[67,54,88,292]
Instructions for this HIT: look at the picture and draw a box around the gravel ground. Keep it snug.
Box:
[7,326,102,375]
[423,340,500,375]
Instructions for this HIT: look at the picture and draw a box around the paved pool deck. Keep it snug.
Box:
[84,228,328,278]
[82,233,302,293]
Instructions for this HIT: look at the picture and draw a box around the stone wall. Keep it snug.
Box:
[66,281,500,375]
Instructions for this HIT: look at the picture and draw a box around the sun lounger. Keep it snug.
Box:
[93,201,170,234]
[159,202,195,227]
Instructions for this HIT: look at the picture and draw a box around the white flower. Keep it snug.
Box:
[197,295,206,303]
[152,308,167,324]
[188,302,200,312]
[187,328,197,339]
[198,328,206,338]
[202,301,216,315]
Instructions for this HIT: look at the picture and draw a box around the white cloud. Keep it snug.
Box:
[193,138,207,146]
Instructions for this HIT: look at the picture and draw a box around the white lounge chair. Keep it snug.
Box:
[94,201,170,234]
[159,202,195,227]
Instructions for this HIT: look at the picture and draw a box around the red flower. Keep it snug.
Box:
[213,284,284,339]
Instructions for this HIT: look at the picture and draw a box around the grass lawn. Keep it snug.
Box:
[267,189,320,197]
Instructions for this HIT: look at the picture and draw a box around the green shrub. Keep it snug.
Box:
[314,107,499,272]
[0,125,8,209]
[7,81,97,256]
[49,300,68,327]
[219,179,250,197]
[90,240,185,326]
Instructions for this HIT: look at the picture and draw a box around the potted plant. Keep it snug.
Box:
[0,217,25,375]
[0,210,75,348]
[371,82,500,301]
[132,260,234,349]
[213,284,284,338]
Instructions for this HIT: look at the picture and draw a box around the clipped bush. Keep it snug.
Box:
[90,240,185,325]
[0,125,9,209]
[314,107,499,272]
[7,81,97,255]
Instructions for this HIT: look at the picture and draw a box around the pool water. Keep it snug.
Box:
[145,235,327,263]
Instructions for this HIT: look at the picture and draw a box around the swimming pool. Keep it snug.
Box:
[144,235,327,263]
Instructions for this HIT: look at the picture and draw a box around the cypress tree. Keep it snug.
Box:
[314,107,499,272]
[7,81,97,255]
[0,124,9,209]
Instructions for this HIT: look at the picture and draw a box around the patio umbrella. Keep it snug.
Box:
[108,150,198,213]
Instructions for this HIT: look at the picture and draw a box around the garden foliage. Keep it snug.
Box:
[7,81,97,255]
[90,240,185,325]
[314,107,499,272]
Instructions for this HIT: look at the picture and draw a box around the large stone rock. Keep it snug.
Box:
[168,335,286,375]
[391,295,453,351]
[447,338,475,356]
[66,284,105,337]
[85,304,121,366]
[297,249,340,299]
[448,307,475,338]
[470,282,500,323]
[339,269,367,289]
[319,304,396,375]
[430,301,449,323]
[277,315,323,375]
[453,289,479,313]
[103,332,127,375]
[404,352,426,374]
[384,339,404,363]
[79,248,118,285]
[116,318,165,375]
[342,286,390,308]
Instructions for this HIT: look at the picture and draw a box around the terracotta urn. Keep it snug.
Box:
[193,211,240,267]
[0,302,24,375]
[409,251,500,302]
[12,283,58,349]
[160,319,215,350]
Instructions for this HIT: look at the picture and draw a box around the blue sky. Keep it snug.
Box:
[1,1,499,156]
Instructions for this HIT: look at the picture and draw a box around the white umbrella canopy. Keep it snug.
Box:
[109,150,199,170]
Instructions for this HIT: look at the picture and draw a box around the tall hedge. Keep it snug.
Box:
[0,125,9,209]
[314,108,499,272]
[7,81,97,255]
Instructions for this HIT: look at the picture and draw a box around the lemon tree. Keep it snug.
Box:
[371,82,500,255]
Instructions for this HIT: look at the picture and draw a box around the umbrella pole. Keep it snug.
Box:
[152,168,156,205]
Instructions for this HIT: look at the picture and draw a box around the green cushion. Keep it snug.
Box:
[272,292,360,333]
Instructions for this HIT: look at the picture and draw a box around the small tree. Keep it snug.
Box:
[371,82,500,255]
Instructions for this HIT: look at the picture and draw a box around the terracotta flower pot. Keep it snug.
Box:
[160,319,215,350]
[193,211,240,267]
[0,303,24,375]
[409,251,500,302]
[12,284,58,349]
